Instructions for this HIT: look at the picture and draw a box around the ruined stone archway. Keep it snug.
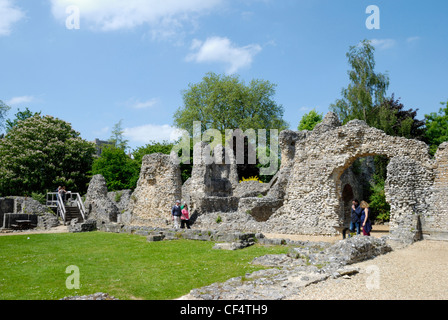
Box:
[266,113,435,240]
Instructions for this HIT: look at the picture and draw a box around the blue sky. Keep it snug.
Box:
[1,0,447,151]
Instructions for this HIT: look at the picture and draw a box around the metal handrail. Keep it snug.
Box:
[47,192,86,222]
[72,193,86,222]
[56,192,66,222]
[46,192,59,207]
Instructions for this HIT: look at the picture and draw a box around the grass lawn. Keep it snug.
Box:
[0,231,288,300]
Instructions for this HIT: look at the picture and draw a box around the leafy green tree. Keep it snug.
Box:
[425,100,448,155]
[91,146,140,191]
[330,39,389,124]
[0,115,96,196]
[370,95,426,141]
[173,72,289,136]
[298,109,323,131]
[6,107,41,133]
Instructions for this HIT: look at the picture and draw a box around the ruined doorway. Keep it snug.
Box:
[341,183,354,225]
[337,156,391,232]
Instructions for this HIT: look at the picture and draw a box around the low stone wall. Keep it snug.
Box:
[93,222,312,248]
[0,197,56,229]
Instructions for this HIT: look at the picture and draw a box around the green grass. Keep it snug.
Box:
[0,232,288,300]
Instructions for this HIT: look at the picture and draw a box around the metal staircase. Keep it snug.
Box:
[46,192,86,224]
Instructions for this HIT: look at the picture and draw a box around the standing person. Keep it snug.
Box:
[181,203,191,229]
[59,186,67,203]
[171,200,182,229]
[360,200,373,236]
[55,186,61,202]
[349,199,362,236]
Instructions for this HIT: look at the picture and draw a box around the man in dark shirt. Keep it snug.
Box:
[350,199,362,236]
[172,200,182,229]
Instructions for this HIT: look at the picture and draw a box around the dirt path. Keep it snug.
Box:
[264,224,391,243]
[0,225,69,236]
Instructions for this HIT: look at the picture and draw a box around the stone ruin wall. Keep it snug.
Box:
[126,153,182,226]
[84,113,448,243]
[274,114,435,238]
[428,142,448,234]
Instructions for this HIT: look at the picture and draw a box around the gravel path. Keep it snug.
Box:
[288,240,448,300]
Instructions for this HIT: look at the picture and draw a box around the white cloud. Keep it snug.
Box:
[6,95,35,106]
[123,124,182,144]
[49,0,223,39]
[126,98,159,110]
[186,36,262,74]
[0,0,25,36]
[370,38,396,50]
[407,36,421,43]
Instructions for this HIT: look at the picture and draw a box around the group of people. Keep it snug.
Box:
[56,186,67,203]
[170,198,373,234]
[171,200,191,230]
[350,199,373,236]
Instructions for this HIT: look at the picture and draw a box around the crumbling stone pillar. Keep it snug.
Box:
[127,153,182,226]
[385,156,434,243]
[427,142,448,239]
[84,174,119,223]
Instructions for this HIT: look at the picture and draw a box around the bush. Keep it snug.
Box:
[91,146,140,191]
[31,192,47,205]
[369,175,390,222]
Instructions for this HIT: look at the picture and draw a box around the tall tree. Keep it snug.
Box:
[173,72,289,136]
[330,39,389,124]
[0,115,96,196]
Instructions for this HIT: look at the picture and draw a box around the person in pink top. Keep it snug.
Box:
[181,203,191,229]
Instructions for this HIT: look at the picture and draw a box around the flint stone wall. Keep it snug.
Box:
[181,113,447,241]
[263,112,440,238]
[84,175,119,223]
[107,190,132,213]
[83,113,448,243]
[183,142,239,216]
[426,142,448,239]
[126,153,182,226]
